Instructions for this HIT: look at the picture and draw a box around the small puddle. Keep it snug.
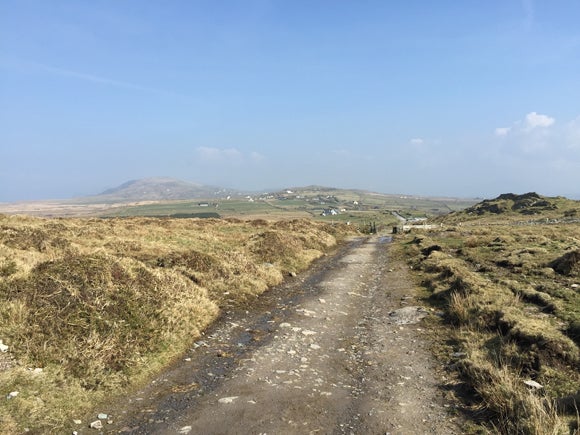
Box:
[378,236,392,244]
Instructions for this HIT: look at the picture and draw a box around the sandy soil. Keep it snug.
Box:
[89,236,462,434]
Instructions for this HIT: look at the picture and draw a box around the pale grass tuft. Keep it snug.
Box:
[400,225,580,433]
[461,352,568,434]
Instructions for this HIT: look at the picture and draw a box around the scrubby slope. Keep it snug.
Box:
[396,218,580,433]
[437,192,580,224]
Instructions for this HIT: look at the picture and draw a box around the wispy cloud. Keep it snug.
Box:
[249,151,265,162]
[494,127,511,137]
[409,138,424,145]
[1,57,185,98]
[197,147,243,161]
[492,111,580,155]
[196,147,265,164]
[495,111,555,138]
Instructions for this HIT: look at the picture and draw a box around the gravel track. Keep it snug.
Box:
[93,236,462,435]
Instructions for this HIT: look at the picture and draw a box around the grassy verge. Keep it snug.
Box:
[394,225,580,434]
[0,215,355,432]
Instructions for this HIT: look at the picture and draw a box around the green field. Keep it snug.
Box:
[99,187,478,232]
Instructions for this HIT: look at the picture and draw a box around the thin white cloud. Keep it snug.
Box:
[410,138,424,145]
[493,112,580,157]
[250,151,266,162]
[495,127,511,137]
[196,147,243,161]
[494,111,555,137]
[196,147,265,164]
[525,111,555,129]
[2,58,184,98]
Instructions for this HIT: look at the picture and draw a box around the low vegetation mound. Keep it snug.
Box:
[436,192,579,224]
[0,215,355,432]
[397,223,580,434]
[5,254,217,390]
[549,249,580,277]
[466,192,558,216]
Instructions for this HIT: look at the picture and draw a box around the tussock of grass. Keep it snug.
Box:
[4,254,218,389]
[460,350,567,434]
[398,225,580,433]
[0,215,355,432]
[500,307,579,364]
[550,249,580,276]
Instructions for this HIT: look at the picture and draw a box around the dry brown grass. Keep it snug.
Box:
[397,223,580,434]
[0,215,355,432]
[460,345,569,434]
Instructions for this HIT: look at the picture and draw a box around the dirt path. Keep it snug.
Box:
[94,236,462,434]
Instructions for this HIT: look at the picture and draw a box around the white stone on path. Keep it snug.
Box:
[89,420,103,430]
[218,396,239,404]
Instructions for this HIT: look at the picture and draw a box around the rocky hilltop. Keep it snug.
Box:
[436,192,580,223]
[465,192,558,216]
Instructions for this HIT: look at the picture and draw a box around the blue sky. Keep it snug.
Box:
[2,1,580,201]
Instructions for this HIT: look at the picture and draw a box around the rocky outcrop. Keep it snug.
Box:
[465,192,558,216]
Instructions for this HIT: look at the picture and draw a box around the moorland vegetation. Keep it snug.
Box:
[0,215,354,432]
[1,190,578,434]
[396,193,580,434]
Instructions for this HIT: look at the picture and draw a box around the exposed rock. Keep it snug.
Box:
[388,306,429,325]
[0,340,8,352]
[464,192,558,216]
[218,396,239,404]
[523,380,543,390]
[89,420,103,429]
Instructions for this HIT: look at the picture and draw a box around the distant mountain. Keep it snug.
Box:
[84,177,235,202]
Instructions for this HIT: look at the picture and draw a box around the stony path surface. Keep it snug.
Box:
[94,236,462,434]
